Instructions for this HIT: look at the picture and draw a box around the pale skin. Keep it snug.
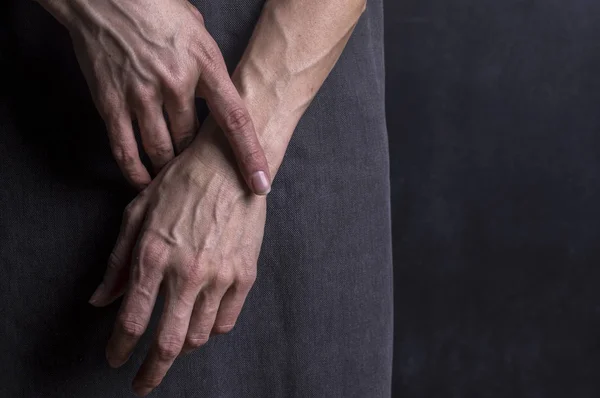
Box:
[36,0,366,395]
[36,0,272,194]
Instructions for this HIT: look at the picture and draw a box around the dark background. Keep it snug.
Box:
[385,1,600,397]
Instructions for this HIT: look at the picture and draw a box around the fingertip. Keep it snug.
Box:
[132,382,152,397]
[88,283,106,306]
[106,345,130,369]
[89,294,120,308]
[250,171,271,195]
[106,354,124,369]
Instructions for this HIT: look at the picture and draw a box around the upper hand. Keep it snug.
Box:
[54,0,271,193]
[87,116,267,396]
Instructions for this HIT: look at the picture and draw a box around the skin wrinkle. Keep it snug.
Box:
[130,267,161,300]
[33,0,367,394]
[39,0,274,193]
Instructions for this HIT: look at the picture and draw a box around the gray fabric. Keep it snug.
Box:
[386,1,600,396]
[0,0,392,397]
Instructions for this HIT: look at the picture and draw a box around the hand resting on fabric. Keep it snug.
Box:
[34,0,272,194]
[88,116,267,396]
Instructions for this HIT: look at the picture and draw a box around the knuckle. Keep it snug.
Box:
[197,41,224,75]
[133,84,159,106]
[201,42,220,66]
[242,146,263,167]
[185,2,205,24]
[97,90,122,118]
[156,338,183,360]
[237,260,258,287]
[139,238,168,271]
[185,334,209,349]
[191,7,205,24]
[184,267,204,287]
[223,107,252,135]
[162,80,184,102]
[164,72,191,99]
[176,252,203,283]
[111,143,138,168]
[215,269,235,290]
[117,316,146,338]
[237,270,257,288]
[173,264,193,284]
[178,274,208,297]
[147,142,173,161]
[98,100,119,120]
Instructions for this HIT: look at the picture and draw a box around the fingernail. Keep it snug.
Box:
[88,283,106,305]
[251,171,271,195]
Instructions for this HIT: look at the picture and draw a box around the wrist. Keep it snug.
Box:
[231,64,300,179]
[185,116,251,195]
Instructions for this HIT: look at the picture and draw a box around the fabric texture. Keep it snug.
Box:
[386,1,600,397]
[0,0,392,397]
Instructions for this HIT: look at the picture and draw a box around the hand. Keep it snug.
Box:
[37,0,271,194]
[87,116,267,396]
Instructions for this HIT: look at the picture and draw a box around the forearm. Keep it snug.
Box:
[231,0,366,178]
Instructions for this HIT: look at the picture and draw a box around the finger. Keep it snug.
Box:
[105,238,166,368]
[132,279,196,396]
[136,99,175,174]
[105,111,151,191]
[88,201,146,307]
[181,289,223,355]
[181,267,237,354]
[164,91,199,155]
[196,40,271,195]
[211,274,255,337]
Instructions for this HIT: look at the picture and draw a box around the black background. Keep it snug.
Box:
[385,1,600,397]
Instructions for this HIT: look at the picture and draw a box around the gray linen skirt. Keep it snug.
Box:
[0,0,393,396]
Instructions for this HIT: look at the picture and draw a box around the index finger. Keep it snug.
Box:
[196,44,272,195]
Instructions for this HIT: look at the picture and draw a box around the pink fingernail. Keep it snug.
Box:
[88,283,106,305]
[251,171,271,195]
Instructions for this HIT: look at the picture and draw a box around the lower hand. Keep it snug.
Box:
[87,116,267,396]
